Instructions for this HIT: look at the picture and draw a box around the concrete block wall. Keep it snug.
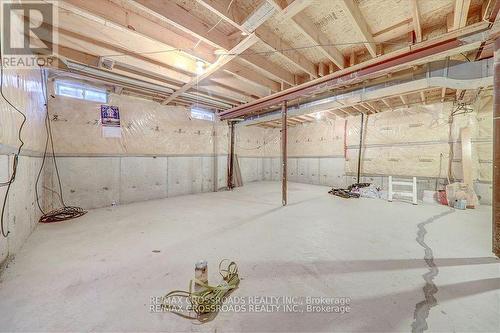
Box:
[45,155,228,210]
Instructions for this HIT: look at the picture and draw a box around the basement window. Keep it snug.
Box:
[191,107,215,121]
[55,81,108,103]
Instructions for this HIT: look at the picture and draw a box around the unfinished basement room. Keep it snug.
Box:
[1,0,499,332]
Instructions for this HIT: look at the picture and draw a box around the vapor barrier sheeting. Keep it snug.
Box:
[48,88,224,156]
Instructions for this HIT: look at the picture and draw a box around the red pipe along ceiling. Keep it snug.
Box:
[219,27,489,120]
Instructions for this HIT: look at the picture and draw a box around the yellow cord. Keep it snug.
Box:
[162,260,240,322]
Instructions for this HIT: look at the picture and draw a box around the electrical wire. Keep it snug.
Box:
[67,40,406,61]
[162,260,240,322]
[0,35,28,237]
[192,0,235,50]
[34,67,87,223]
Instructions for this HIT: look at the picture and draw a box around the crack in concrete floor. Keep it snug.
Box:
[411,208,455,333]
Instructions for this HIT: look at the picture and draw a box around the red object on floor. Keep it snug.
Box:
[438,190,448,206]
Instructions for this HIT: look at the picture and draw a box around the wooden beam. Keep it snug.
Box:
[163,33,259,104]
[290,116,305,123]
[373,19,413,43]
[352,104,368,114]
[339,107,351,115]
[274,0,312,22]
[51,45,240,108]
[42,24,191,85]
[296,115,310,122]
[196,0,317,78]
[222,61,280,92]
[134,0,231,49]
[132,0,288,86]
[291,15,346,68]
[363,102,378,113]
[409,0,422,43]
[209,72,267,97]
[61,0,216,62]
[60,0,282,96]
[341,0,377,57]
[302,114,316,121]
[198,81,255,103]
[194,0,276,33]
[241,0,279,32]
[381,98,392,109]
[318,63,327,77]
[256,27,318,78]
[349,49,356,66]
[239,54,295,86]
[453,0,472,30]
[401,94,410,105]
[367,101,382,112]
[194,0,247,32]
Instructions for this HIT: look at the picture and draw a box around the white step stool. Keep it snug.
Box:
[388,176,418,205]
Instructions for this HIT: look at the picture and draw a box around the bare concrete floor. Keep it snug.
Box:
[0,182,498,332]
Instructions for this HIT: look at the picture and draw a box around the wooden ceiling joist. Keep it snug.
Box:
[399,94,408,106]
[341,0,377,57]
[339,108,352,115]
[256,27,318,78]
[364,101,379,113]
[60,0,217,63]
[162,33,259,105]
[409,0,422,43]
[381,98,392,110]
[290,116,306,123]
[274,0,312,22]
[208,71,267,98]
[55,0,277,105]
[239,53,296,86]
[49,42,241,109]
[290,15,346,69]
[195,0,318,79]
[453,0,472,30]
[222,62,281,92]
[131,0,285,87]
[39,0,492,113]
[351,104,368,114]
